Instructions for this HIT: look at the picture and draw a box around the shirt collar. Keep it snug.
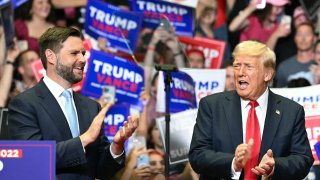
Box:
[240,88,269,110]
[43,75,73,99]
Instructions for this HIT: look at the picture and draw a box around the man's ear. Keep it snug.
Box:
[45,49,56,65]
[264,69,274,82]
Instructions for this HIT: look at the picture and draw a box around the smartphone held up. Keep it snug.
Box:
[101,85,116,103]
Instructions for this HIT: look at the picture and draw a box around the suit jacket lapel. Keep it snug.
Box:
[259,90,282,160]
[224,91,243,150]
[35,80,73,138]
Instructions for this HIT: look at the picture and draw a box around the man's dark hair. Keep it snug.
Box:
[39,27,83,69]
[287,78,311,88]
[296,22,316,35]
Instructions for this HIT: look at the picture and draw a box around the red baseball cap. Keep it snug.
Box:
[186,47,205,60]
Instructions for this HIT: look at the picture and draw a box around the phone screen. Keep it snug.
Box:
[102,85,116,103]
[160,17,172,32]
[137,154,149,168]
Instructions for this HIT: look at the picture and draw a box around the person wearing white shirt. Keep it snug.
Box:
[189,40,313,180]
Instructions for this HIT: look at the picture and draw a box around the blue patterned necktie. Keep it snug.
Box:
[62,90,79,137]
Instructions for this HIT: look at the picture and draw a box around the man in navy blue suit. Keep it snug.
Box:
[189,40,313,179]
[8,27,138,180]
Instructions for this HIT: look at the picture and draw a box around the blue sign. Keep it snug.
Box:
[0,0,10,7]
[85,0,143,54]
[81,50,144,111]
[130,0,195,37]
[0,141,55,180]
[169,71,197,112]
[104,103,130,141]
[12,0,28,8]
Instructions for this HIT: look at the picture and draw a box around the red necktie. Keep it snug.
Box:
[244,100,261,180]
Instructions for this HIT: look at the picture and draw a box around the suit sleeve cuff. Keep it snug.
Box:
[231,158,241,179]
[110,143,124,164]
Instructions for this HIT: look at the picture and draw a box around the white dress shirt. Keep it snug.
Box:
[231,88,269,179]
[43,76,123,160]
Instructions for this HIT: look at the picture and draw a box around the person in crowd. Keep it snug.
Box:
[293,6,310,28]
[186,48,206,69]
[224,60,235,91]
[14,0,55,54]
[229,0,291,50]
[276,22,316,87]
[8,27,138,179]
[144,26,185,103]
[189,40,313,179]
[11,50,38,96]
[310,39,320,84]
[120,148,165,180]
[274,5,313,68]
[195,0,230,64]
[286,78,311,87]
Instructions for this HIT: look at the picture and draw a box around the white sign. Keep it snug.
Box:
[181,68,226,105]
[156,109,197,164]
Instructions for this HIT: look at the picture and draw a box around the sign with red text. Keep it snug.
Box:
[0,141,55,179]
[179,36,226,69]
[81,50,144,110]
[104,104,130,141]
[130,0,195,37]
[85,0,143,54]
[156,71,196,113]
[181,68,226,105]
[272,85,320,165]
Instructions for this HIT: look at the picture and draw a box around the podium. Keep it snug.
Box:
[0,141,55,179]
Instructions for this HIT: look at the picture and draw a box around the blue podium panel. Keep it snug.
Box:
[0,141,55,180]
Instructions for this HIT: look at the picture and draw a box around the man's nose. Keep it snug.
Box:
[239,66,246,76]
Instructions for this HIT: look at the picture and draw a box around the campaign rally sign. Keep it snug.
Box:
[30,59,46,82]
[81,50,144,110]
[156,71,196,113]
[272,85,320,165]
[156,109,197,164]
[160,0,199,8]
[0,141,55,179]
[104,104,130,141]
[181,68,226,105]
[179,36,226,69]
[130,0,195,37]
[85,0,143,54]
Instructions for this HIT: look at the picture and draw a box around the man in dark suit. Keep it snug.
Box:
[189,40,313,179]
[8,27,139,179]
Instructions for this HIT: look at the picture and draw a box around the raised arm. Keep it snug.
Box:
[228,1,257,32]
